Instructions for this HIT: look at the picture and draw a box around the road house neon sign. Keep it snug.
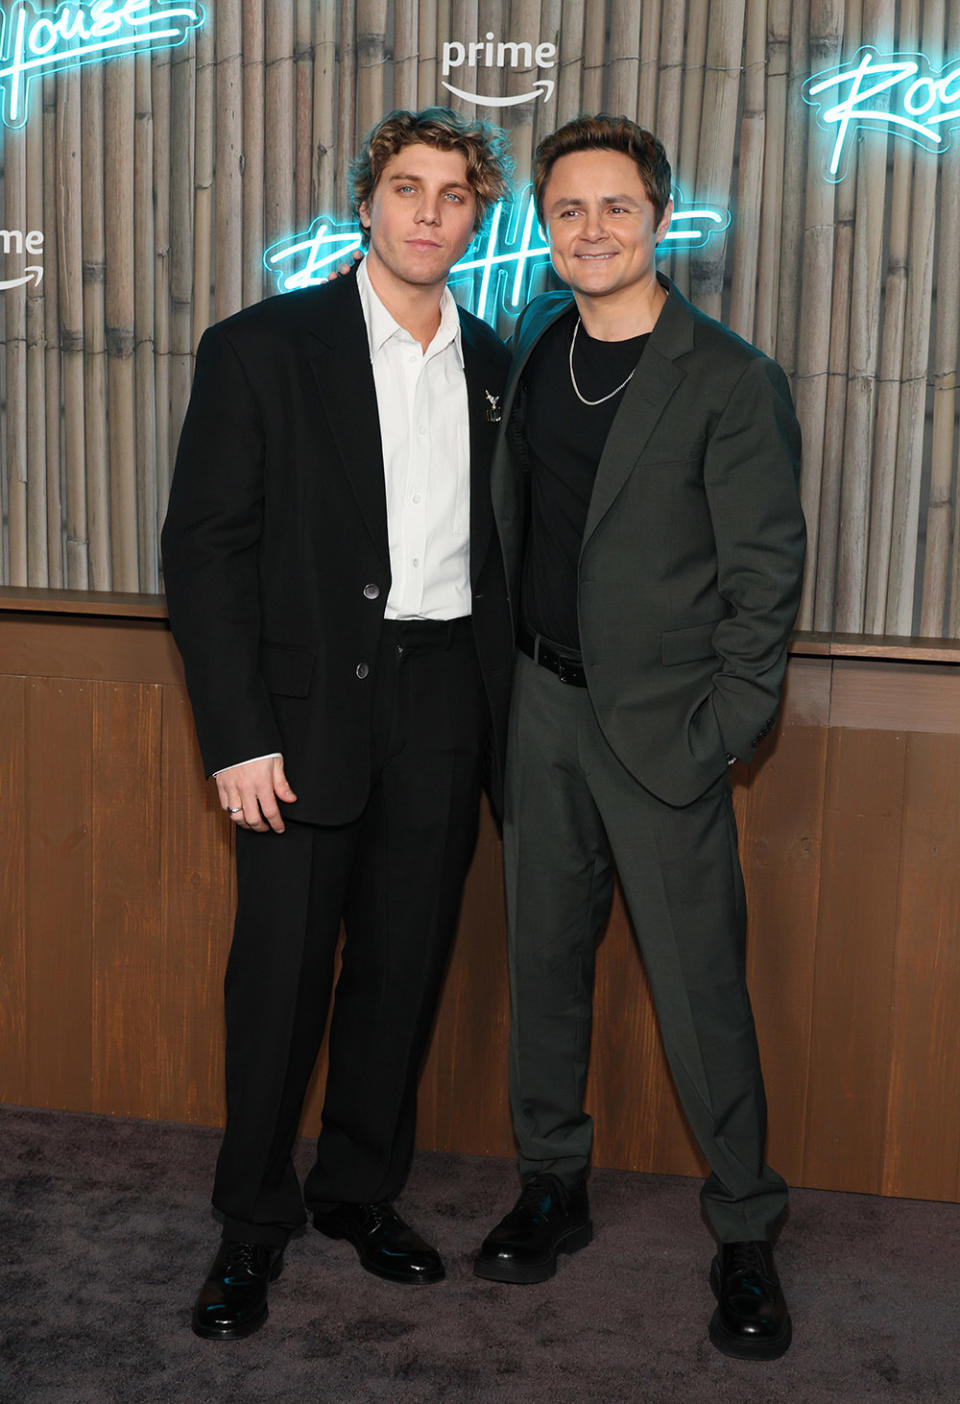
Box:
[803,47,960,180]
[0,0,204,129]
[264,186,731,326]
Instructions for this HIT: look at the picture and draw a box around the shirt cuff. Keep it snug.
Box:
[213,752,283,777]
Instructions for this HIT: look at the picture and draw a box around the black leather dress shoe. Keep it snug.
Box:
[191,1239,284,1340]
[313,1202,444,1284]
[709,1240,792,1360]
[473,1174,592,1284]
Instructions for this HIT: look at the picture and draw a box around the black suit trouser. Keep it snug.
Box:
[504,650,788,1243]
[214,618,485,1248]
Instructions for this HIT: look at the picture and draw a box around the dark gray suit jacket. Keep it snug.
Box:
[492,275,806,807]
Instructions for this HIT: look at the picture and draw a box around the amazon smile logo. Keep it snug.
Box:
[1,226,43,290]
[440,33,556,108]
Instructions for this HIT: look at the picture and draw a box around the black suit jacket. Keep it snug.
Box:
[162,269,514,824]
[492,275,806,807]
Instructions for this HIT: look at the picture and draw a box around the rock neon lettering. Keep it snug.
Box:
[264,187,730,327]
[0,1,204,128]
[803,47,960,180]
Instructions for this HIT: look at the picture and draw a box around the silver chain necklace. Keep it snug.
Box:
[568,317,637,406]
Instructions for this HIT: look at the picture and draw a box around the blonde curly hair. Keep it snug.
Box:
[350,107,512,243]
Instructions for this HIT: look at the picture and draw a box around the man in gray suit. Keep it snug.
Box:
[473,116,806,1361]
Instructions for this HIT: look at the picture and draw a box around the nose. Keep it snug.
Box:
[416,193,440,225]
[581,206,605,240]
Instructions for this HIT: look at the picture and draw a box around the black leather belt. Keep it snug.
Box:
[518,624,587,687]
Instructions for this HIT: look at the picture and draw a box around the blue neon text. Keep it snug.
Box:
[264,185,730,325]
[0,0,204,128]
[803,47,960,179]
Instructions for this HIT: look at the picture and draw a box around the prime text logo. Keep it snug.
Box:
[441,33,556,107]
[0,225,44,290]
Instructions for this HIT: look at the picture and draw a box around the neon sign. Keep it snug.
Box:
[0,1,204,129]
[263,185,731,326]
[803,47,960,180]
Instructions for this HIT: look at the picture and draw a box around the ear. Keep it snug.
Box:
[655,197,673,245]
[358,201,371,232]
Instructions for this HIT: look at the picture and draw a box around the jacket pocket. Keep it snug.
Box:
[660,619,723,666]
[260,641,315,697]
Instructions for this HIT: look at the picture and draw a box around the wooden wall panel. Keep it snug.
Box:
[91,682,164,1118]
[0,677,28,1105]
[5,612,960,1203]
[0,614,183,685]
[802,728,907,1192]
[830,660,960,734]
[881,731,960,1200]
[24,678,94,1110]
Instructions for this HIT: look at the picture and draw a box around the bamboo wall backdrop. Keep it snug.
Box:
[1,0,959,635]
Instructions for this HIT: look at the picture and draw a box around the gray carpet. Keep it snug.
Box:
[2,1105,959,1402]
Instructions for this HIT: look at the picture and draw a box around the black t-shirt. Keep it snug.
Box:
[519,308,650,650]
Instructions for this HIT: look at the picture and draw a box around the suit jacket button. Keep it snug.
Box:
[356,662,369,679]
[363,583,380,599]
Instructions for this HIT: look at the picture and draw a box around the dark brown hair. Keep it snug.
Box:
[533,114,672,225]
[350,107,512,244]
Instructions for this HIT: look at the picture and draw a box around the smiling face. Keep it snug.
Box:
[358,142,478,299]
[540,147,672,308]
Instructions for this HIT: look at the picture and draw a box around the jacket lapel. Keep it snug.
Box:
[461,314,507,587]
[303,274,390,571]
[582,277,692,547]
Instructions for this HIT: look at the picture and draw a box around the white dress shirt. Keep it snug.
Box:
[216,259,471,777]
[356,256,471,620]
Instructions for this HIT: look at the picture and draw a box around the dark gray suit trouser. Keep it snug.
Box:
[504,650,788,1243]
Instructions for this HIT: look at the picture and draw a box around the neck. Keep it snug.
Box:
[364,250,445,351]
[575,274,667,342]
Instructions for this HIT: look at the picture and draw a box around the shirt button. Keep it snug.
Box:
[418,425,427,436]
[356,663,369,679]
[412,493,422,504]
[412,558,420,568]
[363,583,380,599]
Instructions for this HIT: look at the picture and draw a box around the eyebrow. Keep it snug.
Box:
[550,193,642,209]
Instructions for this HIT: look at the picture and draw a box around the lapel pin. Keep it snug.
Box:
[485,390,502,423]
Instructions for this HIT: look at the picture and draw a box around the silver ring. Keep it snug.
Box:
[227,806,242,814]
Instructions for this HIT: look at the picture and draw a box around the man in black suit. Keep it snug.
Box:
[161,108,513,1340]
[473,116,806,1361]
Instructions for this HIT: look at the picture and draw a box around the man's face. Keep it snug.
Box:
[359,143,478,294]
[540,148,672,303]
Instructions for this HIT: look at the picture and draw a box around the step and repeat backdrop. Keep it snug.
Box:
[1,0,959,636]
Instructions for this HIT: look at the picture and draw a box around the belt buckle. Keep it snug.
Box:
[556,656,579,685]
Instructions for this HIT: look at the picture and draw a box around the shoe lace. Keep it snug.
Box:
[364,1201,401,1231]
[223,1241,268,1276]
[726,1240,774,1283]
